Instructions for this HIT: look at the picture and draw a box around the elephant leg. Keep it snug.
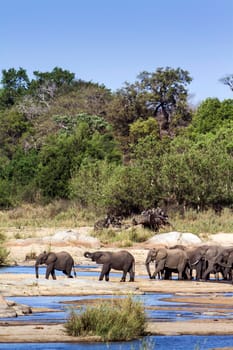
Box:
[177,269,183,280]
[164,269,171,280]
[120,269,127,282]
[152,260,165,279]
[46,264,56,279]
[184,266,191,280]
[99,264,110,281]
[63,270,73,278]
[203,263,215,280]
[105,269,111,281]
[129,267,135,282]
[195,261,203,280]
[177,264,186,280]
[51,269,56,280]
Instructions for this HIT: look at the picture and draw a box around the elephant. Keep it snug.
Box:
[201,245,228,281]
[170,244,208,281]
[35,251,76,280]
[84,250,135,282]
[215,247,233,282]
[145,247,190,280]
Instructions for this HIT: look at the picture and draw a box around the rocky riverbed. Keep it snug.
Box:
[1,228,233,344]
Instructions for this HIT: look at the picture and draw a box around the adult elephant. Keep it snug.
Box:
[145,247,190,280]
[35,251,76,280]
[215,247,233,282]
[201,245,227,281]
[84,250,135,282]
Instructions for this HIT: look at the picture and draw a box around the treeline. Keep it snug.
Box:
[0,66,232,215]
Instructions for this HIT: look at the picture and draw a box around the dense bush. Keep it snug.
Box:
[65,295,146,341]
[0,65,233,215]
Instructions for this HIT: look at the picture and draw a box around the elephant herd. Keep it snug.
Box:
[35,244,233,284]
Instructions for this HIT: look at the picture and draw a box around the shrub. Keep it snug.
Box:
[0,247,9,265]
[65,295,146,341]
[0,231,9,265]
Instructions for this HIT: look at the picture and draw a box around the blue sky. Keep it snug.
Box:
[1,0,233,104]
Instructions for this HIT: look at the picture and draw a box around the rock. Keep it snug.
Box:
[145,231,202,246]
[0,294,32,318]
[42,228,100,248]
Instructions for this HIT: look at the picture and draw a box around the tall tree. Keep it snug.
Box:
[0,67,30,108]
[136,67,192,130]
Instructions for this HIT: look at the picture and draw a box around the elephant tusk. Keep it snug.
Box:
[190,259,200,266]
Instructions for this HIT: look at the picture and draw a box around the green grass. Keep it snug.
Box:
[64,295,146,341]
[92,226,153,246]
[0,202,232,245]
[170,208,233,235]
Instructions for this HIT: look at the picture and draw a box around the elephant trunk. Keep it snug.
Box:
[35,264,39,279]
[145,256,152,278]
[84,252,92,259]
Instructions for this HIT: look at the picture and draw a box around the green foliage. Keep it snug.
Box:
[37,119,121,200]
[0,109,31,157]
[93,227,153,246]
[53,113,110,135]
[0,179,14,208]
[0,67,30,108]
[65,295,146,341]
[129,117,160,143]
[0,65,232,214]
[136,67,192,128]
[30,67,75,95]
[37,133,76,199]
[191,98,233,134]
[0,232,9,265]
[69,160,117,211]
[159,129,233,208]
[100,164,156,215]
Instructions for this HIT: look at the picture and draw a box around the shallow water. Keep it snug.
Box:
[3,291,233,324]
[1,335,233,350]
[1,266,233,349]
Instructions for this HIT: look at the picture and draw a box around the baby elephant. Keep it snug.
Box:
[35,251,76,280]
[84,250,135,282]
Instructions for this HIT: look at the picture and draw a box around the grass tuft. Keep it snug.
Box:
[64,295,146,341]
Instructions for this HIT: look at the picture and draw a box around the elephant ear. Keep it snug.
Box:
[47,252,57,263]
[156,248,168,260]
[95,252,108,264]
[149,248,157,261]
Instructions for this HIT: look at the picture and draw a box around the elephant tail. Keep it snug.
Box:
[73,265,77,278]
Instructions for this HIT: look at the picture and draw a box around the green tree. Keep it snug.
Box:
[0,67,30,108]
[190,98,233,134]
[37,118,122,200]
[136,67,192,130]
[0,109,31,158]
[129,117,160,144]
[31,67,75,90]
[160,130,233,210]
[69,160,117,212]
